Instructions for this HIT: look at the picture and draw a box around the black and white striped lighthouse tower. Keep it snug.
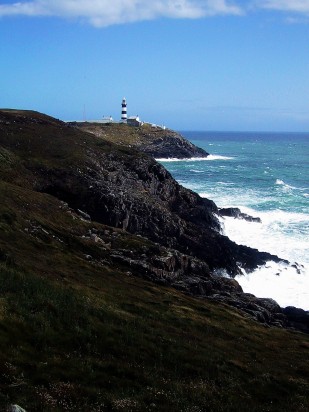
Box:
[121,97,127,122]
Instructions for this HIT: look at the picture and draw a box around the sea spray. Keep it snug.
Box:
[219,211,309,310]
[155,155,233,162]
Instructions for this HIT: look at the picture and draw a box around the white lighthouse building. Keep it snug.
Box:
[120,97,144,126]
[121,97,127,122]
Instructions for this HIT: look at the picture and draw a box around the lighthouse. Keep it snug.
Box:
[121,97,127,121]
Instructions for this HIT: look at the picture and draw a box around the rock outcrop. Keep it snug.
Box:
[219,207,262,223]
[283,307,309,334]
[138,131,209,159]
[79,227,296,330]
[31,140,282,277]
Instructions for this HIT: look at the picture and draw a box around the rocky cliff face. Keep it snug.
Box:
[1,109,307,333]
[25,123,281,277]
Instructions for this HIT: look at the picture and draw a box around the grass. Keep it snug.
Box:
[0,259,308,411]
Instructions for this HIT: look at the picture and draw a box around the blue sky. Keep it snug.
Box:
[1,0,309,131]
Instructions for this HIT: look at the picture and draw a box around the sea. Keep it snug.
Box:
[157,131,309,310]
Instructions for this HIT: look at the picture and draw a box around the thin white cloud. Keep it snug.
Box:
[0,0,244,26]
[257,0,309,14]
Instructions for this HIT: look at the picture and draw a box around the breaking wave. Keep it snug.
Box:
[156,155,233,162]
[220,209,309,309]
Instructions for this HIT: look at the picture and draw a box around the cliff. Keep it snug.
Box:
[0,110,284,274]
[0,109,308,411]
[70,121,209,158]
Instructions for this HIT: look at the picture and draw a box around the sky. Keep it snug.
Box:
[1,0,309,131]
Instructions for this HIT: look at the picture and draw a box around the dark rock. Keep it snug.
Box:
[142,133,209,159]
[207,291,288,328]
[219,207,262,223]
[283,306,309,334]
[47,159,281,276]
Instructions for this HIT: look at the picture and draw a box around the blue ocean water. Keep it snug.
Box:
[157,132,309,310]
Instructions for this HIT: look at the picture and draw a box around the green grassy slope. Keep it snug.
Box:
[0,110,308,411]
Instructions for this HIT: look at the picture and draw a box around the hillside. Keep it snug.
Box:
[70,121,209,158]
[0,109,308,411]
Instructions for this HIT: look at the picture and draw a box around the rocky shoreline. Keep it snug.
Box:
[1,109,308,334]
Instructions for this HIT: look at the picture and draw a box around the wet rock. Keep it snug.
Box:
[219,207,262,223]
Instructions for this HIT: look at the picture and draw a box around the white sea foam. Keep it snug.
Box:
[220,208,308,263]
[156,157,209,162]
[217,182,235,186]
[190,169,204,173]
[220,209,309,309]
[236,263,309,310]
[200,189,265,210]
[199,192,212,199]
[199,194,309,309]
[156,155,233,162]
[207,155,234,160]
[275,179,297,190]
